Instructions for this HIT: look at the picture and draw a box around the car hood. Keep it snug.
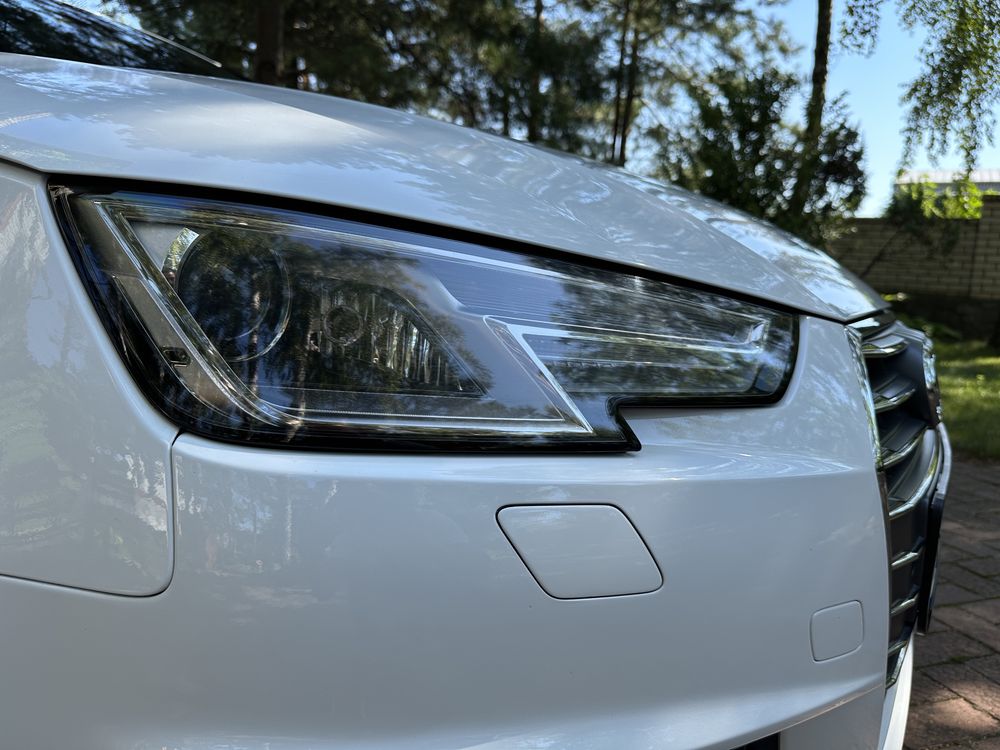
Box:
[0,54,884,321]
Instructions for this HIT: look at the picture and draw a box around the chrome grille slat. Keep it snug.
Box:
[872,373,917,413]
[887,640,906,657]
[880,416,926,468]
[890,593,920,618]
[862,330,909,358]
[891,547,923,570]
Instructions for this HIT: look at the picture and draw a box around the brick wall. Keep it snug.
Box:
[828,195,1000,337]
[829,195,1000,301]
[973,196,1000,299]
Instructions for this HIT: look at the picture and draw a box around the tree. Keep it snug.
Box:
[581,0,742,165]
[898,0,1000,171]
[653,63,865,246]
[655,67,801,219]
[424,0,607,151]
[254,0,284,85]
[787,0,832,220]
[111,0,608,149]
[114,0,440,107]
[889,179,994,222]
[798,0,1000,179]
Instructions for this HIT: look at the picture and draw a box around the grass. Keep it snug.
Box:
[936,340,1000,460]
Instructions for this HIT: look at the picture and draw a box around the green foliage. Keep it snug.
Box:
[893,308,963,342]
[579,0,744,163]
[839,0,886,54]
[836,0,1000,172]
[888,178,994,221]
[422,1,608,152]
[898,0,1000,171]
[881,178,996,260]
[654,66,796,215]
[934,340,1000,459]
[105,0,758,162]
[110,0,612,149]
[653,62,865,246]
[114,0,446,108]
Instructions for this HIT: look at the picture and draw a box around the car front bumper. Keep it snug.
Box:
[0,165,949,749]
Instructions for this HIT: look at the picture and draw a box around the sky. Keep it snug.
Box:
[773,0,1000,216]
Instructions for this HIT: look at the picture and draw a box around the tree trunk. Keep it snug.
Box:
[788,0,832,220]
[463,76,479,128]
[609,0,631,161]
[527,0,544,142]
[617,22,641,165]
[254,0,285,86]
[501,82,512,136]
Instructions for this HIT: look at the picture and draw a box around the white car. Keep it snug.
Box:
[0,2,950,748]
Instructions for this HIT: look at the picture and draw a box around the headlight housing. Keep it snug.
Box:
[54,188,797,451]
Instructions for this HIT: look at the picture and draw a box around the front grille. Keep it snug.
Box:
[854,314,944,686]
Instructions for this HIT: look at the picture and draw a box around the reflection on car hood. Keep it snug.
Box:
[0,53,884,321]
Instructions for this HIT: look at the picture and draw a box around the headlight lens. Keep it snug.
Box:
[55,189,797,450]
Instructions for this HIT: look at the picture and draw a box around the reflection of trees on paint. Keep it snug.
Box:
[513,257,795,400]
[0,193,169,585]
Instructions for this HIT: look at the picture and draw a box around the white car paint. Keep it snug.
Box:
[0,38,936,750]
[0,166,176,595]
[0,54,883,321]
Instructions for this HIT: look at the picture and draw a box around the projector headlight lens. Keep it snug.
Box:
[55,189,797,450]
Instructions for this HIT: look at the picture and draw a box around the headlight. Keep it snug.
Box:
[54,188,797,450]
